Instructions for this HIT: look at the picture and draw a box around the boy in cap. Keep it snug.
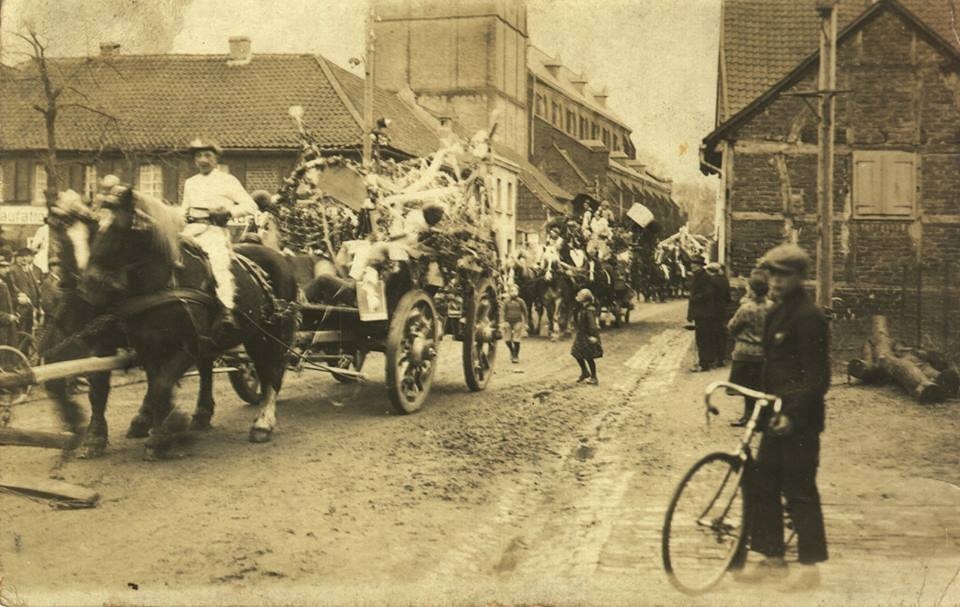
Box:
[739,243,829,590]
[500,284,528,364]
[181,138,258,329]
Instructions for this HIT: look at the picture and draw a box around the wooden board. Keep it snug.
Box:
[0,427,78,449]
[0,474,99,507]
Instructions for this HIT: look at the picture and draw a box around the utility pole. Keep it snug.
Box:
[362,3,376,167]
[816,0,837,310]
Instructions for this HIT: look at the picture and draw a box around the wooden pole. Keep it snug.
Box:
[816,1,837,310]
[362,3,376,167]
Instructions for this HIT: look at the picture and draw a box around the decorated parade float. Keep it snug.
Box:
[265,106,503,413]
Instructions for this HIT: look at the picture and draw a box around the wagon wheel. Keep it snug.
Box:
[0,345,32,424]
[462,278,499,392]
[332,350,366,384]
[228,358,262,406]
[385,290,438,414]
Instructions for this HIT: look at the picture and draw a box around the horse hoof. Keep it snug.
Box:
[77,441,107,459]
[160,410,190,435]
[248,427,273,443]
[126,416,151,439]
[189,415,213,431]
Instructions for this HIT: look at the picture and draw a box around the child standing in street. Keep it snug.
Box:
[727,269,772,426]
[501,284,528,364]
[571,288,602,385]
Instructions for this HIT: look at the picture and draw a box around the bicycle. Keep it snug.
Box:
[661,380,783,595]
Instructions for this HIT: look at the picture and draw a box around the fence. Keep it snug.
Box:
[831,259,960,363]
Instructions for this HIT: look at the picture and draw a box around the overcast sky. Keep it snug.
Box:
[2,0,721,182]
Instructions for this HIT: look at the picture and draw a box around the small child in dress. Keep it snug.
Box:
[571,288,602,385]
[500,284,528,363]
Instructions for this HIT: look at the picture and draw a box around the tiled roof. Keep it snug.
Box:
[720,0,959,121]
[528,45,630,131]
[494,144,572,214]
[0,52,439,156]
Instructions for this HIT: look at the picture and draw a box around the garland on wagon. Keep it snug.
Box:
[273,106,500,290]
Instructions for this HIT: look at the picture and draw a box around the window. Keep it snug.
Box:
[852,151,916,217]
[84,165,98,201]
[496,177,503,213]
[138,164,164,199]
[591,123,599,140]
[602,128,610,148]
[579,117,588,139]
[535,94,546,117]
[34,164,47,204]
[0,164,4,202]
[507,181,514,215]
[566,110,576,135]
[551,101,561,127]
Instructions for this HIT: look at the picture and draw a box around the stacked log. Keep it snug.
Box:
[847,315,958,404]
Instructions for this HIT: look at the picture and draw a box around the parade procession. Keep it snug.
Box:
[3,1,960,606]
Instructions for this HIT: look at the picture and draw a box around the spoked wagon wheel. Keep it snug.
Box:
[332,350,366,384]
[228,358,261,405]
[386,290,438,414]
[462,278,498,392]
[0,345,32,422]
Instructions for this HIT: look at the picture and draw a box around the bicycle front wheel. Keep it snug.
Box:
[662,451,748,595]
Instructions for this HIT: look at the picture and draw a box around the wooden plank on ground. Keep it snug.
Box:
[0,475,99,507]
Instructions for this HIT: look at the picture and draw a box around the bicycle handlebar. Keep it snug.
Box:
[704,381,782,418]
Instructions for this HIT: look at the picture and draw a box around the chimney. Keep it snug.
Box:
[594,86,609,107]
[227,36,252,65]
[570,71,587,94]
[544,54,562,77]
[99,42,121,57]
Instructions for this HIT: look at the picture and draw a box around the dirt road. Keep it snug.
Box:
[2,300,960,606]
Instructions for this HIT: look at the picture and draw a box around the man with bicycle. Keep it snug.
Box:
[741,243,829,589]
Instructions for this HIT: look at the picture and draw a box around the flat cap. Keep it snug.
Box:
[187,137,223,155]
[760,243,811,275]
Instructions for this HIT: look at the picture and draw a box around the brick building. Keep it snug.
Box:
[0,38,442,245]
[373,0,685,249]
[701,0,960,345]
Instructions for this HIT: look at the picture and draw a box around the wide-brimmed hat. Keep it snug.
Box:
[187,137,223,155]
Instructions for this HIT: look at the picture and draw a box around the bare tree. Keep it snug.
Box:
[11,28,118,208]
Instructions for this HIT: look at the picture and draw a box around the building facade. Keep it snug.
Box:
[702,0,960,344]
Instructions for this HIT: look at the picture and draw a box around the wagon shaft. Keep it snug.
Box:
[0,352,137,391]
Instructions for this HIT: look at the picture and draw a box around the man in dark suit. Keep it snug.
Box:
[8,247,43,335]
[740,243,829,590]
[707,262,732,367]
[686,256,716,372]
[0,257,18,347]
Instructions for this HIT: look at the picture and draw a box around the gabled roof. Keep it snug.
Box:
[0,52,439,156]
[717,0,959,122]
[528,45,630,131]
[494,144,572,214]
[704,0,960,171]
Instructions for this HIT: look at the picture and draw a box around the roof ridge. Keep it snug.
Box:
[312,55,363,131]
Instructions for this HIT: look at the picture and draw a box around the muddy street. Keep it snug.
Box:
[3,300,960,606]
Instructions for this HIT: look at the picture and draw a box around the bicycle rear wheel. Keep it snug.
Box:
[662,451,748,595]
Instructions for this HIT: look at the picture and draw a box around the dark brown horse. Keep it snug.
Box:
[46,188,298,458]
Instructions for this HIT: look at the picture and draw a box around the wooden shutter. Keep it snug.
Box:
[852,152,882,215]
[14,159,32,202]
[882,152,916,216]
[1,160,14,202]
[66,163,84,193]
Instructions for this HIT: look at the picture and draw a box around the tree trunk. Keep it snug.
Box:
[872,315,945,404]
[848,339,885,384]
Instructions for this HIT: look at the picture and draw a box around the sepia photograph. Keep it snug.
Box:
[1,0,959,605]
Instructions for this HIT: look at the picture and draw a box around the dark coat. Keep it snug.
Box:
[7,263,42,307]
[0,280,16,345]
[687,268,715,321]
[762,288,830,433]
[710,272,732,319]
[571,305,603,359]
